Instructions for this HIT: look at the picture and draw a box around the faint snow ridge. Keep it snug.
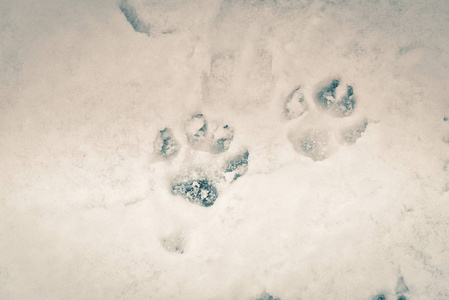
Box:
[119,0,150,36]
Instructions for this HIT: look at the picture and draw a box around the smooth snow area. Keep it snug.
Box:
[1,0,449,299]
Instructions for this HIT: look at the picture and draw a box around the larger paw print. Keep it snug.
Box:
[285,78,368,161]
[154,114,249,208]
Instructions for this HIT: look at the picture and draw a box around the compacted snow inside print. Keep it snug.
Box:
[1,0,449,299]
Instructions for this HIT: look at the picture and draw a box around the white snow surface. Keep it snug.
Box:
[1,0,449,299]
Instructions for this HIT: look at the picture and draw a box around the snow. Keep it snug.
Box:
[1,0,449,299]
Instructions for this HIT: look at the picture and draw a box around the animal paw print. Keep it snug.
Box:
[285,78,368,161]
[154,113,249,208]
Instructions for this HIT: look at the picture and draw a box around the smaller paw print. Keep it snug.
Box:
[284,78,368,161]
[153,113,249,207]
[159,231,186,254]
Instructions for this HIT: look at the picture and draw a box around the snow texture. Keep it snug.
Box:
[1,0,449,299]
